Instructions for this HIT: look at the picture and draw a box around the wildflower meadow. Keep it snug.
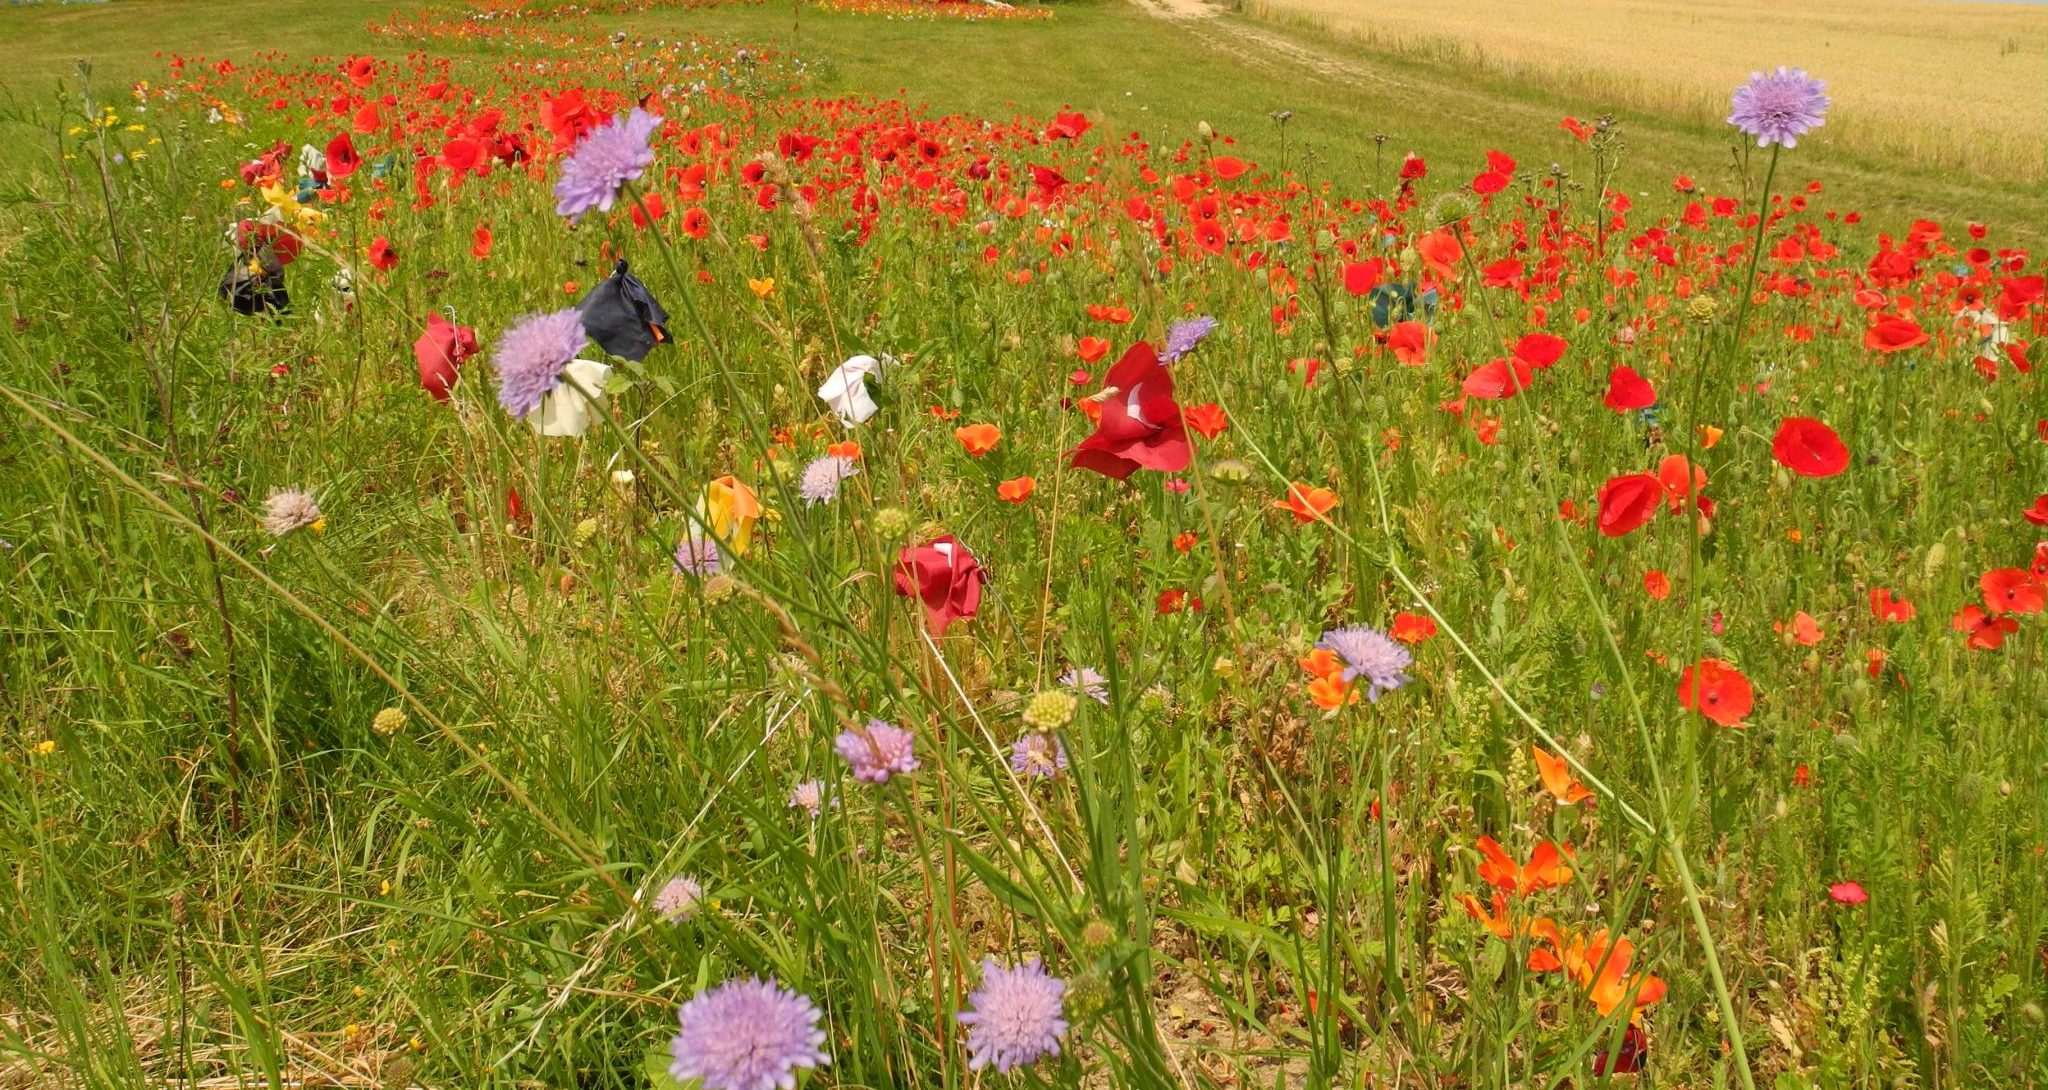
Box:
[1,0,2044,1087]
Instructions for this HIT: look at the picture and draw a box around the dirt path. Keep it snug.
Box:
[1127,0,1392,89]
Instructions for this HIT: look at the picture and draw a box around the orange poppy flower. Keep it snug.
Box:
[1458,891,1515,941]
[1389,611,1437,644]
[995,476,1035,503]
[1297,647,1344,680]
[954,423,1001,456]
[1274,482,1340,524]
[826,440,861,460]
[1475,835,1575,896]
[1532,746,1594,806]
[1307,674,1357,710]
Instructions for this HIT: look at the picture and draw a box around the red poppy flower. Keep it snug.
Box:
[1511,332,1567,369]
[1386,320,1430,366]
[1864,313,1929,353]
[1980,567,2046,615]
[1678,658,1753,727]
[1603,365,1657,411]
[1594,473,1662,537]
[893,535,985,636]
[325,133,361,179]
[1077,336,1111,362]
[412,312,478,402]
[1952,604,2019,649]
[1643,569,1671,600]
[2027,495,2048,526]
[1828,881,1869,905]
[367,236,399,272]
[1772,417,1850,477]
[1390,611,1437,644]
[1342,260,1383,296]
[1209,155,1251,180]
[470,225,493,260]
[1463,357,1533,400]
[1183,403,1228,439]
[1413,230,1463,280]
[342,55,376,88]
[1868,587,1915,622]
[1068,342,1192,480]
[1592,1024,1648,1077]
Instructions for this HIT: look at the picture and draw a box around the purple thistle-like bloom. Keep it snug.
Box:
[1727,67,1829,149]
[835,719,917,784]
[1161,315,1219,362]
[1316,625,1412,702]
[1009,733,1068,779]
[491,309,587,418]
[669,977,830,1090]
[652,875,703,922]
[956,958,1068,1073]
[1059,666,1109,705]
[554,107,662,221]
[798,455,858,505]
[674,536,722,576]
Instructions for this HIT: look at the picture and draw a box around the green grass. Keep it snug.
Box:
[1,1,2045,1089]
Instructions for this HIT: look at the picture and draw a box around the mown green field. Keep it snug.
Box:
[1,1,2044,1089]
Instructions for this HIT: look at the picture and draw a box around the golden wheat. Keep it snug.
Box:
[1245,0,2048,185]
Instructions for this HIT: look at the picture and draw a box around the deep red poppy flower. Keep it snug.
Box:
[1594,473,1662,537]
[1592,1024,1648,1077]
[1771,417,1850,478]
[1068,341,1192,480]
[893,535,985,636]
[413,312,478,402]
[1677,658,1753,726]
[1603,365,1656,411]
[2023,494,2048,526]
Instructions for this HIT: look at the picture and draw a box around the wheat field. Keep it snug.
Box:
[1246,0,2048,185]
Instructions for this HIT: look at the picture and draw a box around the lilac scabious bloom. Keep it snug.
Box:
[652,875,702,922]
[957,958,1069,1073]
[1009,733,1067,780]
[788,779,826,817]
[835,720,917,784]
[669,977,830,1090]
[262,488,322,536]
[1316,625,1412,702]
[1059,666,1109,705]
[1727,67,1829,149]
[1161,315,1219,362]
[491,308,588,418]
[798,455,858,505]
[554,107,662,221]
[674,536,722,577]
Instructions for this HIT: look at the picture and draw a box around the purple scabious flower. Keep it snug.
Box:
[1316,625,1412,701]
[1727,68,1829,149]
[669,977,830,1090]
[1009,733,1067,780]
[554,107,662,221]
[788,779,827,817]
[798,455,858,505]
[674,536,722,577]
[835,720,917,784]
[1161,315,1219,362]
[491,309,588,418]
[956,957,1068,1073]
[652,875,702,922]
[1059,666,1109,705]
